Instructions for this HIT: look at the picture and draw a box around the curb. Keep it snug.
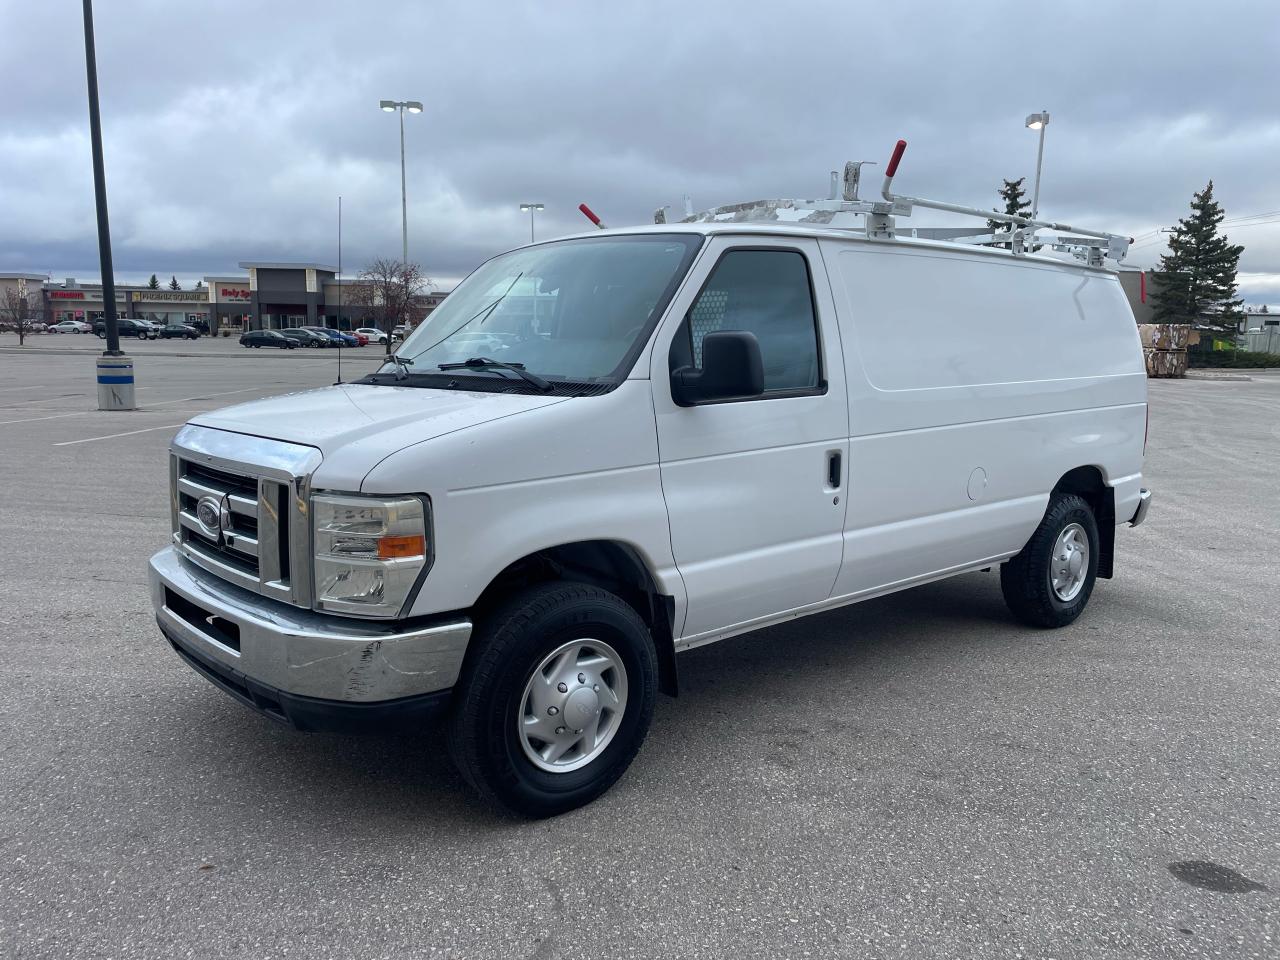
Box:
[1185,370,1253,381]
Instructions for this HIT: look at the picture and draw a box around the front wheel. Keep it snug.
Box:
[448,583,658,817]
[1001,493,1099,628]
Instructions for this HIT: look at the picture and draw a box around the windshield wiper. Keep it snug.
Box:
[438,357,552,391]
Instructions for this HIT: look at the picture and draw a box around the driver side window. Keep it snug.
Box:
[669,249,821,394]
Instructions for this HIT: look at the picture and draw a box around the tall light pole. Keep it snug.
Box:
[379,99,423,264]
[520,203,544,243]
[81,0,136,411]
[1024,111,1050,220]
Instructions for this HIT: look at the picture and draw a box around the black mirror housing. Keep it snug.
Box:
[671,330,765,405]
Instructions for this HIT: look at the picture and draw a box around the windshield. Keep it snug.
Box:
[393,234,702,383]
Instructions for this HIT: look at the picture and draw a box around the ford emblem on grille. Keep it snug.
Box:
[196,495,226,540]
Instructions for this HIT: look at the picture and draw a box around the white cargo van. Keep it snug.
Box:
[149,155,1151,815]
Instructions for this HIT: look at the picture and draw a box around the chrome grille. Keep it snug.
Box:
[176,461,262,577]
[169,425,321,609]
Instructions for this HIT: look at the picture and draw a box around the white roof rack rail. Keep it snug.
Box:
[671,139,1132,267]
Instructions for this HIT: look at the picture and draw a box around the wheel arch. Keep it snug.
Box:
[472,539,679,696]
[1052,465,1115,579]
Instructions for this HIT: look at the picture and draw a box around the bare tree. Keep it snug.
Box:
[348,258,429,353]
[0,286,44,346]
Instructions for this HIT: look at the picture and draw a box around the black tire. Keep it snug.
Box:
[1001,492,1100,628]
[448,582,658,818]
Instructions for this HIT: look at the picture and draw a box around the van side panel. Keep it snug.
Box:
[823,241,1146,600]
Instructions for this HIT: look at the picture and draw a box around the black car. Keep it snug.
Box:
[94,318,157,340]
[160,323,200,340]
[281,327,330,347]
[240,329,297,349]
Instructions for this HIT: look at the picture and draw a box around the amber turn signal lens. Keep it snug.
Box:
[377,534,426,559]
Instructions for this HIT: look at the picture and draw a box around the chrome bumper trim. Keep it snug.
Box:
[1130,487,1152,527]
[149,546,470,703]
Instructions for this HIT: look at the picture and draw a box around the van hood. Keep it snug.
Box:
[190,383,566,459]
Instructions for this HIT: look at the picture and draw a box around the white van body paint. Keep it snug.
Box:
[152,222,1148,707]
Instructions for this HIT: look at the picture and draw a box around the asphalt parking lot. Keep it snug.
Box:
[1,337,1277,959]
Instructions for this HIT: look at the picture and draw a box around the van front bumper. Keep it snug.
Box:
[149,547,471,732]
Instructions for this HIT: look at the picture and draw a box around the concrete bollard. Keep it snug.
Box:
[96,356,137,410]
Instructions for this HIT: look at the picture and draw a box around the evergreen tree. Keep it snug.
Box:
[987,177,1031,249]
[169,275,181,290]
[147,274,159,289]
[1261,304,1270,314]
[194,280,204,289]
[1151,181,1244,332]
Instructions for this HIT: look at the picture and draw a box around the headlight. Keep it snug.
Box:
[312,493,430,618]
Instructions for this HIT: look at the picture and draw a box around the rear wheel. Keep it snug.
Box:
[448,583,658,817]
[1001,493,1099,628]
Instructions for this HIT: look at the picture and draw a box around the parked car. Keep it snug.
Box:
[160,323,200,340]
[94,318,157,340]
[138,319,165,334]
[350,331,370,346]
[355,327,388,344]
[50,319,92,334]
[150,200,1151,817]
[281,328,331,348]
[188,318,211,335]
[304,326,360,347]
[391,324,408,340]
[239,329,297,349]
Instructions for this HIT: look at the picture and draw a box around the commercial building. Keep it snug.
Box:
[6,262,448,333]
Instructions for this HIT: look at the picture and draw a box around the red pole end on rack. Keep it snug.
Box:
[578,203,602,226]
[886,139,907,177]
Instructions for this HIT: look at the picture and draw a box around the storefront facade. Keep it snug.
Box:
[9,267,450,333]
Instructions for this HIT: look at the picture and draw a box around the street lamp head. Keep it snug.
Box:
[520,203,545,212]
[379,100,397,112]
[404,101,424,114]
[1025,111,1050,130]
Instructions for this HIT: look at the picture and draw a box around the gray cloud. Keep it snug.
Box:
[2,0,1278,299]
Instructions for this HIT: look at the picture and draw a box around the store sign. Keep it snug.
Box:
[132,290,207,302]
[219,286,251,302]
[50,290,85,299]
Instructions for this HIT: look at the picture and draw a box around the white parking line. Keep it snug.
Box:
[0,386,267,426]
[0,410,97,426]
[0,384,47,392]
[53,423,186,446]
[148,386,265,406]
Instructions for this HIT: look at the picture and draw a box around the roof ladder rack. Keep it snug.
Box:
[675,138,1132,266]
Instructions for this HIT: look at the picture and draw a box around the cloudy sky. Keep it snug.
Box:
[2,0,1278,300]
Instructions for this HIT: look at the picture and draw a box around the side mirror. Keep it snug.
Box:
[671,330,764,406]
